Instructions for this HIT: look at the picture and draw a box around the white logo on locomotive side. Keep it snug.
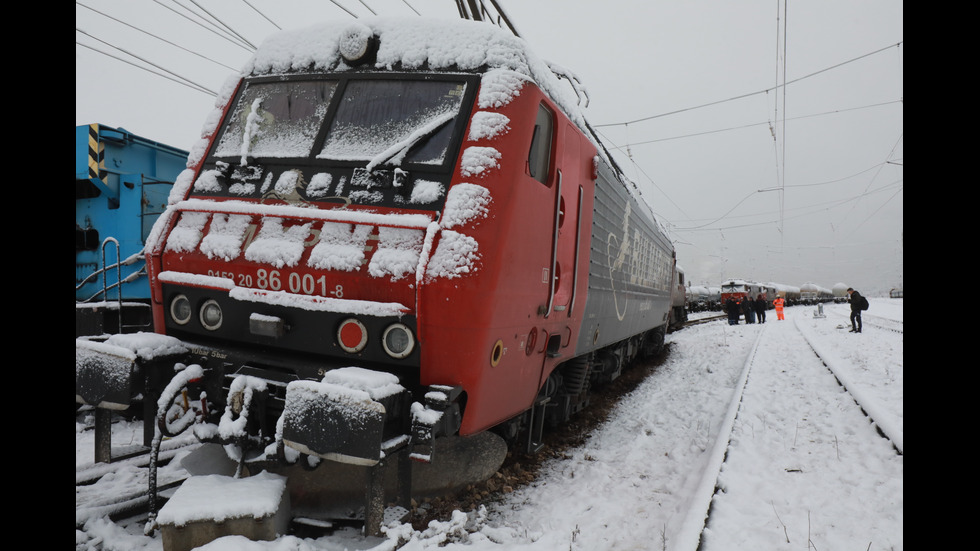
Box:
[606,202,671,322]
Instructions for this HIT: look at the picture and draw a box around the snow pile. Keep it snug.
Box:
[308,221,373,272]
[306,173,334,198]
[368,226,425,280]
[156,471,287,527]
[477,69,528,109]
[467,112,511,141]
[320,366,405,401]
[459,147,501,178]
[243,218,312,268]
[164,211,209,253]
[425,230,480,280]
[76,332,188,363]
[409,179,445,204]
[440,184,491,230]
[193,168,224,193]
[200,213,251,261]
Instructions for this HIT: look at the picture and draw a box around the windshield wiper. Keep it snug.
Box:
[365,111,456,172]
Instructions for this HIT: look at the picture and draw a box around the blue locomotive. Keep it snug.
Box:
[75,124,188,335]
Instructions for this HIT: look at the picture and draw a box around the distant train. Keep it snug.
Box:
[721,278,776,307]
[75,124,188,336]
[75,17,685,532]
[720,278,836,310]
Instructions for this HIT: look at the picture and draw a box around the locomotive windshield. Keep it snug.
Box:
[214,80,339,161]
[319,79,467,166]
[199,75,475,211]
[212,77,468,167]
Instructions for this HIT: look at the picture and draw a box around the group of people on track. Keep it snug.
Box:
[724,288,867,333]
[725,294,784,325]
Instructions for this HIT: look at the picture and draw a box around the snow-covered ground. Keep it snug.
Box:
[76,298,902,551]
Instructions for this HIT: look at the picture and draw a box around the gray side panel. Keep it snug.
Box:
[574,161,674,355]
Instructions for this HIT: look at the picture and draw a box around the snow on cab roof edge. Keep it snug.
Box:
[243,18,588,133]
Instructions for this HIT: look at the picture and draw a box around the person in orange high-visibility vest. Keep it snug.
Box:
[773,297,785,320]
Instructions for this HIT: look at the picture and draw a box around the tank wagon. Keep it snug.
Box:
[686,285,708,312]
[75,17,679,532]
[669,264,688,330]
[800,282,833,304]
[76,124,188,336]
[772,283,802,305]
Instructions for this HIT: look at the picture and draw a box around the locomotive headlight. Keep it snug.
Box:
[337,318,368,353]
[200,299,224,331]
[339,22,372,63]
[170,294,192,325]
[382,323,415,359]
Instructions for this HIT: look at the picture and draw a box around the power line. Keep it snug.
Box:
[243,0,281,30]
[75,40,216,97]
[76,1,240,72]
[602,100,901,149]
[329,0,360,18]
[151,0,255,52]
[186,0,257,49]
[593,41,903,129]
[674,179,902,232]
[400,0,421,16]
[355,0,378,16]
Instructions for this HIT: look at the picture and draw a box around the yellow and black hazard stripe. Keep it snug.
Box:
[87,123,106,184]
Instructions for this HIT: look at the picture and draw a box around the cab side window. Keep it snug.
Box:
[527,104,554,184]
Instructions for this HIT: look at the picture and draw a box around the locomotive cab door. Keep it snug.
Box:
[548,122,585,319]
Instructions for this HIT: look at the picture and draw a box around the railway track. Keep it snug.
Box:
[672,314,903,550]
[75,417,201,529]
[681,313,727,327]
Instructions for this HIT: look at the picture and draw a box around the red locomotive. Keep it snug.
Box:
[77,17,679,531]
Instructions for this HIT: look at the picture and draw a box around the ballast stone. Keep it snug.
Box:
[157,472,290,551]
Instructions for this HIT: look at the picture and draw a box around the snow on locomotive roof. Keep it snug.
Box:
[242,17,587,133]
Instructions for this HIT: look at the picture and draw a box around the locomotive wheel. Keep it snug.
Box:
[642,326,666,358]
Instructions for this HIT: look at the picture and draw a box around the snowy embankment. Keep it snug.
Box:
[76,299,902,551]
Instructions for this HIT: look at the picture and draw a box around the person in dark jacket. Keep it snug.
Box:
[742,298,755,323]
[754,294,767,323]
[726,298,740,325]
[847,287,864,333]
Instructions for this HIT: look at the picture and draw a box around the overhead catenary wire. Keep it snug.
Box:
[329,0,360,18]
[355,0,378,16]
[77,1,241,72]
[593,41,903,129]
[150,0,255,52]
[602,100,901,149]
[186,0,257,49]
[674,178,902,233]
[76,40,216,97]
[243,0,281,30]
[400,0,421,16]
[76,28,218,96]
